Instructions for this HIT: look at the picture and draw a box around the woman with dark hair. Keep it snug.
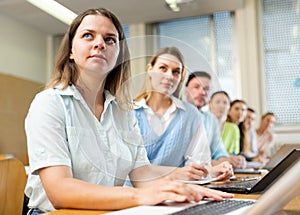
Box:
[227,100,258,161]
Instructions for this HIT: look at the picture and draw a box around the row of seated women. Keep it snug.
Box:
[132,46,277,176]
[209,92,276,165]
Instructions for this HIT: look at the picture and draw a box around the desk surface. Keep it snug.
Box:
[42,193,260,215]
[42,194,300,215]
[42,173,300,215]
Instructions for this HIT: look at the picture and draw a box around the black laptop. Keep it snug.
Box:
[205,149,300,194]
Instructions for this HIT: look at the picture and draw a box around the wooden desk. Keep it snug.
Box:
[42,173,300,215]
[43,209,109,215]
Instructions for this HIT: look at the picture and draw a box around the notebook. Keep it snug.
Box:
[205,149,300,194]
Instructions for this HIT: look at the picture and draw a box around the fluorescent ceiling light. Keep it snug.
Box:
[165,0,195,12]
[26,0,77,25]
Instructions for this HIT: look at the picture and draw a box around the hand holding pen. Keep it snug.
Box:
[184,156,212,179]
[210,161,234,181]
[166,156,209,181]
[186,156,233,181]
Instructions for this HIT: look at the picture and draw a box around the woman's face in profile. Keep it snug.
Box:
[70,14,120,78]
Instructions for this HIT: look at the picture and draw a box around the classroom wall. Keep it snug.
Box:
[0,14,48,164]
[0,13,48,83]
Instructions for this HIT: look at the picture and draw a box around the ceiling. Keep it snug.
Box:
[0,0,244,35]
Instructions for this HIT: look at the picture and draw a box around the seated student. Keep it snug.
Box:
[227,100,257,161]
[239,108,259,161]
[209,91,246,167]
[134,47,232,180]
[184,72,245,169]
[256,112,276,164]
[24,8,233,214]
[227,99,248,125]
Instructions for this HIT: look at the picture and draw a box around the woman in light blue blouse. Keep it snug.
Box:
[134,47,233,181]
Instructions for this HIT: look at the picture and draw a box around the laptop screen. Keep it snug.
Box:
[250,149,300,193]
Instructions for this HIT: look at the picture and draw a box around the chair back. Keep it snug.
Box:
[0,154,14,160]
[0,158,27,215]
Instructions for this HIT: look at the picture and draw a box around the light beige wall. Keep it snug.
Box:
[0,14,48,164]
[0,14,48,83]
[235,0,262,115]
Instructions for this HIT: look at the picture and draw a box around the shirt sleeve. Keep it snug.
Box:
[129,111,151,170]
[184,120,212,166]
[208,113,230,160]
[222,123,240,155]
[25,90,71,175]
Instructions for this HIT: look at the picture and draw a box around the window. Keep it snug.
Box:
[123,24,130,41]
[157,12,235,98]
[262,0,300,126]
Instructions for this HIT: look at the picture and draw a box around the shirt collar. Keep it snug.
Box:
[54,84,76,96]
[54,84,116,105]
[134,96,186,111]
[172,96,186,111]
[103,90,116,106]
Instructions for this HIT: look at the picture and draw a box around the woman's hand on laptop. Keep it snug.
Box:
[134,177,234,206]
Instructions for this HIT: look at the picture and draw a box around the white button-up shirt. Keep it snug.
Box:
[25,85,149,211]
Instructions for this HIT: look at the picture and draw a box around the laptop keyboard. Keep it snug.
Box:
[217,180,258,188]
[170,199,255,215]
[205,179,259,192]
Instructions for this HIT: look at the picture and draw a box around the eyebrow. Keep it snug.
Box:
[80,29,118,38]
[106,32,118,38]
[158,61,181,69]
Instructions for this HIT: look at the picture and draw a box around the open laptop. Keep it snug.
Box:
[264,143,300,169]
[233,143,300,174]
[108,159,300,215]
[205,149,300,194]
